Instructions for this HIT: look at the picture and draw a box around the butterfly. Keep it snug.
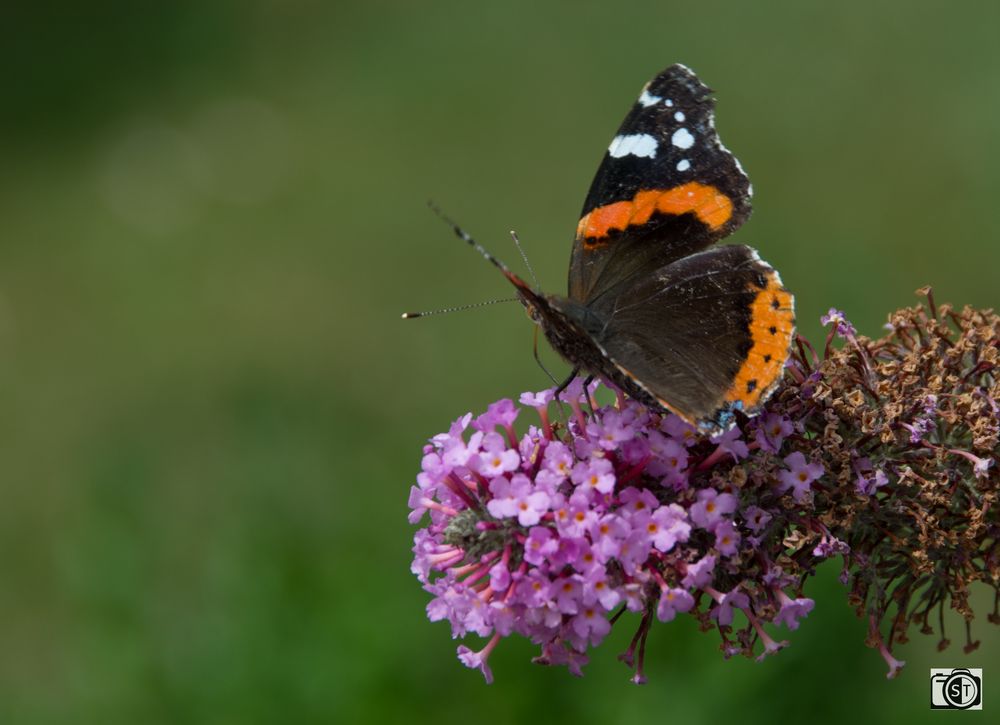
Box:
[449,65,795,433]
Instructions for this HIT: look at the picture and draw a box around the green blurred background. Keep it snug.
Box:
[1,1,998,723]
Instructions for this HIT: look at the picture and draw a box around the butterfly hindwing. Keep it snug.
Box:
[581,244,794,428]
[568,64,752,304]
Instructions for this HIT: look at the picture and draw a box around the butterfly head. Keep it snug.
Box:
[500,268,546,320]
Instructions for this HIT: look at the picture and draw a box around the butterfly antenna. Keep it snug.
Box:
[402,297,518,320]
[510,230,539,287]
[427,201,510,274]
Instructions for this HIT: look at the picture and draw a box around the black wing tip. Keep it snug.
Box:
[647,64,713,100]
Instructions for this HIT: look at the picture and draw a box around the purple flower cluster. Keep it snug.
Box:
[409,380,818,683]
[409,298,1000,683]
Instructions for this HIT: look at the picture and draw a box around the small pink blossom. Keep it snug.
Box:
[777,452,824,502]
[656,587,695,622]
[690,489,737,529]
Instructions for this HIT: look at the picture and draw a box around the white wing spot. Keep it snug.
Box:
[674,111,685,122]
[671,127,695,149]
[676,159,691,171]
[664,99,674,107]
[608,133,658,159]
[638,89,662,107]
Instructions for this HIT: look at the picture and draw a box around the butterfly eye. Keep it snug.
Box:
[524,304,541,323]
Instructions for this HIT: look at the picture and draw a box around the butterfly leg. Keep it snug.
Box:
[532,326,559,385]
[551,366,581,422]
[581,375,597,410]
[552,366,581,399]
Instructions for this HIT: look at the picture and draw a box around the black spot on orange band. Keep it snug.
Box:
[723,271,795,410]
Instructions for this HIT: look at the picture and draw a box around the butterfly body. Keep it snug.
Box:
[501,65,795,432]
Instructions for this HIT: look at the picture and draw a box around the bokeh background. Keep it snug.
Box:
[1,1,998,723]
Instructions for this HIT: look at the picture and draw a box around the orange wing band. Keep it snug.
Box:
[723,272,795,409]
[576,182,734,247]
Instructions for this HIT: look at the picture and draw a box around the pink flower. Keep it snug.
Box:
[689,489,737,529]
[682,554,716,589]
[755,412,794,454]
[472,398,519,432]
[656,587,695,622]
[647,430,689,477]
[618,486,658,517]
[553,575,583,615]
[457,633,501,684]
[524,526,559,566]
[587,408,635,450]
[475,431,521,477]
[583,570,622,611]
[616,529,652,576]
[713,519,741,557]
[571,605,611,646]
[571,457,616,494]
[553,493,597,538]
[535,641,589,677]
[709,587,750,626]
[777,452,824,502]
[638,503,691,553]
[774,591,815,630]
[742,505,772,533]
[440,427,483,468]
[588,513,628,560]
[661,414,698,446]
[487,474,551,526]
[710,426,749,461]
[541,441,574,481]
[519,389,554,409]
[820,307,856,338]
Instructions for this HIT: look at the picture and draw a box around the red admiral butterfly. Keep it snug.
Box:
[444,65,795,433]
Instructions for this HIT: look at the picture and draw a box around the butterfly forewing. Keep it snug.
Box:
[568,64,753,305]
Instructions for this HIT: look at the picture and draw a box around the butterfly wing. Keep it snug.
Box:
[569,64,752,304]
[586,244,794,430]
